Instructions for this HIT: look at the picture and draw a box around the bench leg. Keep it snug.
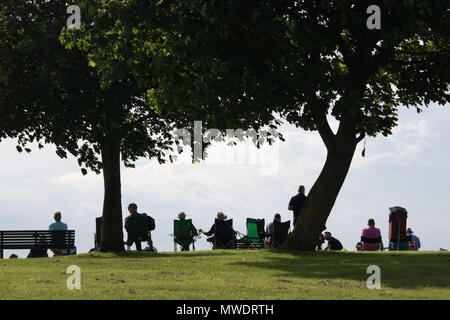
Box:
[0,249,3,259]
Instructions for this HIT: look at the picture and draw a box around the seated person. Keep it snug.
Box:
[361,218,383,251]
[265,213,281,248]
[49,211,68,256]
[323,232,343,251]
[177,211,198,251]
[406,228,421,250]
[199,212,236,246]
[125,203,153,251]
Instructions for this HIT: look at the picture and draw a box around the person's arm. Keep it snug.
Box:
[288,197,294,211]
[124,217,129,231]
[203,224,215,236]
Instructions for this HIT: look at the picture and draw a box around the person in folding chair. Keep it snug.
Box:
[238,218,266,249]
[173,212,198,251]
[265,214,291,249]
[124,203,153,251]
[199,212,236,249]
[359,218,384,251]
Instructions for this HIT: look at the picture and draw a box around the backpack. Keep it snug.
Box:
[142,213,156,231]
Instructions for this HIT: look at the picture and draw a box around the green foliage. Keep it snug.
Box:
[0,0,180,174]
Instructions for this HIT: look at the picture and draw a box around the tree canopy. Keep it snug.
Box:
[69,0,449,249]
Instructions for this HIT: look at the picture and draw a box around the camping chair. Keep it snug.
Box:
[171,219,200,251]
[359,236,383,251]
[213,219,236,249]
[126,214,151,251]
[268,220,290,249]
[239,218,265,249]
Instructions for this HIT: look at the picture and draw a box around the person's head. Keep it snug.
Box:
[368,218,375,227]
[324,231,332,239]
[178,212,187,220]
[406,227,413,234]
[216,212,228,220]
[54,211,62,222]
[128,203,138,214]
[298,185,305,194]
[9,254,18,259]
[274,213,281,222]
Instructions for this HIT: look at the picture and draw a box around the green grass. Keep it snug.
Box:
[0,250,449,299]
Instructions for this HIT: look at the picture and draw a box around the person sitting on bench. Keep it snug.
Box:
[265,213,281,248]
[361,218,383,251]
[48,211,68,256]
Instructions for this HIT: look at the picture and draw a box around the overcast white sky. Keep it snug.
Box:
[1,103,449,257]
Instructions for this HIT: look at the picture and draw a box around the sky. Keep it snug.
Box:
[1,103,449,258]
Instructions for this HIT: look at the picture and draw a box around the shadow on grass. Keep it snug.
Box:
[76,249,242,259]
[226,250,450,289]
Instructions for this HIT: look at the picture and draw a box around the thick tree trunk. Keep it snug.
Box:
[100,139,125,252]
[281,129,358,251]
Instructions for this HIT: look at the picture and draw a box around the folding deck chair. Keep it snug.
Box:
[237,218,265,249]
[212,219,236,249]
[267,220,290,249]
[126,214,151,251]
[172,219,199,251]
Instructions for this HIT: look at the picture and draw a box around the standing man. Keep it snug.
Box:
[288,185,307,228]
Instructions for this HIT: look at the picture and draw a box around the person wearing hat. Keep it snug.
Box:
[199,212,235,243]
[406,228,421,250]
[177,212,198,251]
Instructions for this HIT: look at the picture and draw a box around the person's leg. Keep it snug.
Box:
[135,241,142,251]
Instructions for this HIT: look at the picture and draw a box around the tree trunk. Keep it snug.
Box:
[100,139,125,252]
[281,128,358,251]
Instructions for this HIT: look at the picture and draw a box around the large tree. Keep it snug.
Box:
[73,0,449,250]
[0,0,181,251]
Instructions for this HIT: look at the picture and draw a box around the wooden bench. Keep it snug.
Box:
[0,230,75,258]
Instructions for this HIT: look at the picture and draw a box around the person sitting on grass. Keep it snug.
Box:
[48,211,68,256]
[177,211,198,251]
[264,213,282,248]
[323,232,343,251]
[361,218,383,251]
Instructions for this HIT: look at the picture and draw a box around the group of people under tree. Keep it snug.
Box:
[8,184,421,258]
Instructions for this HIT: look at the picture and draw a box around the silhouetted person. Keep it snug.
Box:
[125,203,145,251]
[288,185,307,228]
[177,211,198,251]
[265,213,282,247]
[199,212,236,243]
[49,211,68,256]
[323,232,343,251]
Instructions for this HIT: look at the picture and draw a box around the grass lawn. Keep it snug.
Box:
[0,250,449,299]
